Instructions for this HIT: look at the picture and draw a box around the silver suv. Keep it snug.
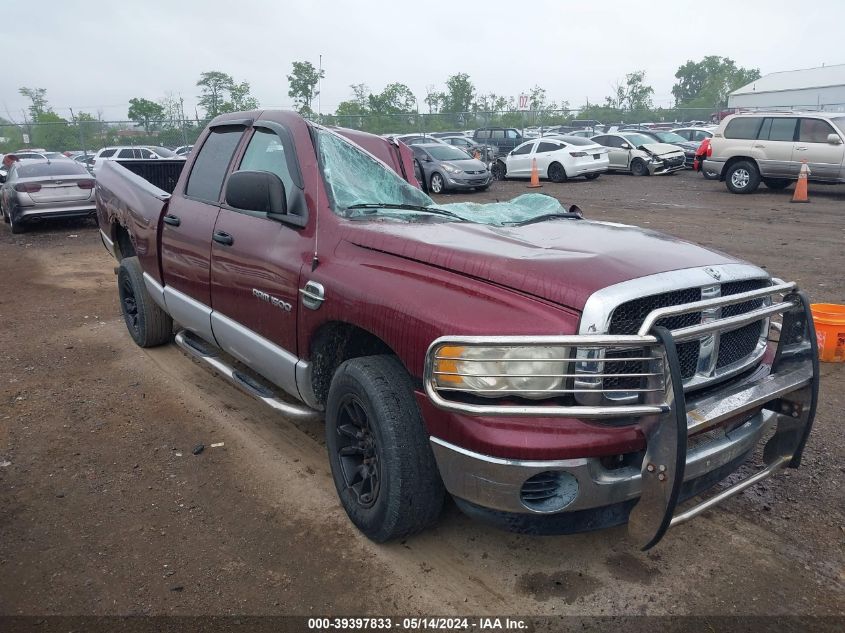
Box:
[704,112,845,193]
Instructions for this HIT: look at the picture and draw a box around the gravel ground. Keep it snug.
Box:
[0,170,842,619]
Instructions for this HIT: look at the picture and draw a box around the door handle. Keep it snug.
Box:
[795,146,808,151]
[213,231,234,246]
[163,214,180,227]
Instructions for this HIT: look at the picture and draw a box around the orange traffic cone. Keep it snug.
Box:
[791,160,810,203]
[527,158,542,188]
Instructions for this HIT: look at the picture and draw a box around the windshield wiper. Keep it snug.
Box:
[345,203,466,221]
[506,208,583,227]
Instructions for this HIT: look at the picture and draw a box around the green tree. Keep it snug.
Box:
[127,97,165,133]
[74,112,103,149]
[442,73,475,113]
[197,71,234,118]
[19,87,50,120]
[605,71,654,112]
[335,84,371,117]
[425,85,446,114]
[368,83,416,115]
[225,81,259,112]
[672,56,761,108]
[32,112,77,151]
[287,61,324,116]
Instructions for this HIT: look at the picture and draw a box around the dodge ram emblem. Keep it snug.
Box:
[704,267,722,281]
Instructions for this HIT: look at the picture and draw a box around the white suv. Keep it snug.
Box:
[92,146,184,172]
[704,112,845,193]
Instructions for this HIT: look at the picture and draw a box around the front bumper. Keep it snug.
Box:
[650,157,686,175]
[424,286,818,548]
[445,173,492,189]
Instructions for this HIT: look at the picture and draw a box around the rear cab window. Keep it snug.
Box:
[185,126,245,202]
[99,149,116,158]
[724,117,763,140]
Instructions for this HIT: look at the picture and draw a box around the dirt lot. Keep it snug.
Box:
[0,170,843,618]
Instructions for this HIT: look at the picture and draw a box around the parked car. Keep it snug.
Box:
[635,130,701,168]
[175,145,194,156]
[95,109,818,550]
[493,136,608,182]
[692,137,719,180]
[567,129,599,138]
[93,145,185,172]
[74,153,97,168]
[9,151,50,161]
[411,143,491,193]
[391,134,446,147]
[439,135,494,161]
[703,112,845,193]
[0,159,96,233]
[591,132,686,175]
[671,127,715,143]
[472,127,525,155]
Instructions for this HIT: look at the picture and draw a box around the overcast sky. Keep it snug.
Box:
[1,0,842,122]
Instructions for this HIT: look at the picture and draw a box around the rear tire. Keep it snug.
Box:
[547,162,567,183]
[8,211,24,234]
[725,160,760,194]
[117,256,173,347]
[326,355,445,542]
[631,159,649,176]
[762,178,791,190]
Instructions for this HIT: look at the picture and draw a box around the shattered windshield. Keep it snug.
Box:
[315,128,578,226]
[316,128,434,215]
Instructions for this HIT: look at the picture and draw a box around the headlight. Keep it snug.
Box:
[432,345,570,399]
[441,162,462,174]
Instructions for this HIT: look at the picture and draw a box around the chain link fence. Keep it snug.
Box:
[3,103,844,153]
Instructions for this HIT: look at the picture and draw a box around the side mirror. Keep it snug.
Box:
[0,174,6,183]
[225,170,287,218]
[827,133,842,145]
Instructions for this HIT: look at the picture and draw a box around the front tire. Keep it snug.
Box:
[725,160,760,194]
[326,355,445,542]
[429,172,445,194]
[547,162,567,183]
[117,256,173,347]
[492,161,507,180]
[631,158,649,176]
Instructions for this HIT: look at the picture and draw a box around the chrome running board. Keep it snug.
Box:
[174,330,321,421]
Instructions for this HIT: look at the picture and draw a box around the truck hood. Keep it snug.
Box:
[341,219,741,311]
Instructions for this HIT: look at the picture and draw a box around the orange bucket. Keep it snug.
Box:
[810,304,845,362]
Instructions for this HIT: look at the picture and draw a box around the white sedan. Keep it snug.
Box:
[493,136,609,182]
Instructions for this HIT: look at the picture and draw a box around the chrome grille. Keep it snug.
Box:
[603,278,770,393]
[607,288,702,389]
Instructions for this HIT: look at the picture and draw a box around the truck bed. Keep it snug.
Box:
[95,160,178,281]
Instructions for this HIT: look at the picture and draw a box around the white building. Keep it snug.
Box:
[728,63,845,111]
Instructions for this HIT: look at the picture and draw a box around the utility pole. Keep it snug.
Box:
[318,54,323,124]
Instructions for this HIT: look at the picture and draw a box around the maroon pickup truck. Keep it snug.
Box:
[96,109,819,549]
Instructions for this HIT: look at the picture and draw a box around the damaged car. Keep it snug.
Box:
[591,132,686,176]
